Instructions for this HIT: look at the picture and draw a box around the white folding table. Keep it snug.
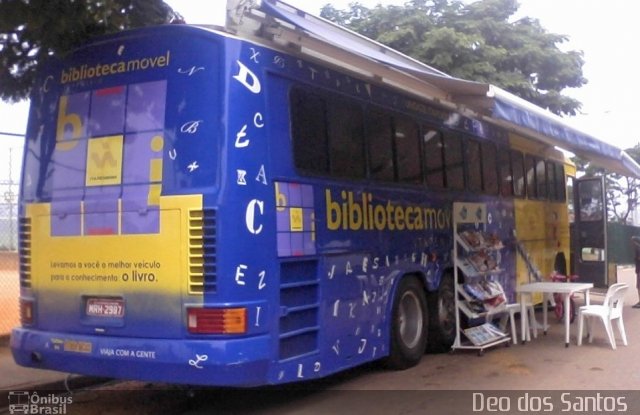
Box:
[516,282,594,347]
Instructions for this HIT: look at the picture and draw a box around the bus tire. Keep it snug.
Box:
[382,276,428,370]
[426,273,456,353]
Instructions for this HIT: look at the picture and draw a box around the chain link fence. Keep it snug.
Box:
[0,142,22,335]
[607,222,640,266]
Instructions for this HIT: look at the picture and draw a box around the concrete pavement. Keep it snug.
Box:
[0,338,71,391]
[1,267,638,393]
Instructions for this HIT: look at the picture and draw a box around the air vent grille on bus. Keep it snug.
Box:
[19,217,32,288]
[278,260,319,361]
[188,209,217,294]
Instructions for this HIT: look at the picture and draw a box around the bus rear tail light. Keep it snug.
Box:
[20,299,35,326]
[187,307,247,334]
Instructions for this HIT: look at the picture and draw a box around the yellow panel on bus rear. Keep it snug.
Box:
[25,194,202,338]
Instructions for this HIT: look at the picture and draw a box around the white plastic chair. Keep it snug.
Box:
[514,299,541,343]
[577,283,629,349]
[493,298,537,345]
[503,302,536,344]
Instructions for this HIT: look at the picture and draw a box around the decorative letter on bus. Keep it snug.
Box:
[233,61,261,94]
[245,199,264,235]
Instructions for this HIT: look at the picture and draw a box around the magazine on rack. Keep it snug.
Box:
[463,323,507,346]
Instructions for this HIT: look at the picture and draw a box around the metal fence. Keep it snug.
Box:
[0,143,22,335]
[608,222,640,266]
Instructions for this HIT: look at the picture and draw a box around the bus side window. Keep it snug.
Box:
[497,146,513,197]
[525,154,537,199]
[555,163,566,202]
[290,88,329,175]
[394,116,422,184]
[481,141,498,195]
[511,150,525,197]
[536,158,547,199]
[366,109,395,182]
[465,139,482,192]
[423,127,445,189]
[328,97,365,179]
[444,132,464,190]
[546,161,557,201]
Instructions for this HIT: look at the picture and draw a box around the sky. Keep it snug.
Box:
[0,0,637,170]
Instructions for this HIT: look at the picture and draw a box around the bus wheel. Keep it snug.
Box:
[427,273,456,353]
[383,276,428,370]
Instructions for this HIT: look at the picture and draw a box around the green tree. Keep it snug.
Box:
[604,145,640,224]
[321,0,586,116]
[0,0,182,102]
[572,145,640,224]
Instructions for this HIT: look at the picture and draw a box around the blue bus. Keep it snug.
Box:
[11,0,638,386]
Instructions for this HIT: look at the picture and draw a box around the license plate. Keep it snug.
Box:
[86,298,125,318]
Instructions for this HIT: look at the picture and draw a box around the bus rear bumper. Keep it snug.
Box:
[10,327,272,387]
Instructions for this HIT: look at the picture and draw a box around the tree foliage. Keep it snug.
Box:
[321,0,586,116]
[572,145,640,224]
[605,146,640,224]
[0,0,182,102]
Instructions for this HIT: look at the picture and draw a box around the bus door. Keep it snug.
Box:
[572,176,607,288]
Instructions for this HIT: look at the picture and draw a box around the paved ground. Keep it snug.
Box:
[1,266,639,395]
[0,345,68,391]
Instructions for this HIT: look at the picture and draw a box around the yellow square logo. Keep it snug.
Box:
[290,208,303,232]
[85,135,124,187]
